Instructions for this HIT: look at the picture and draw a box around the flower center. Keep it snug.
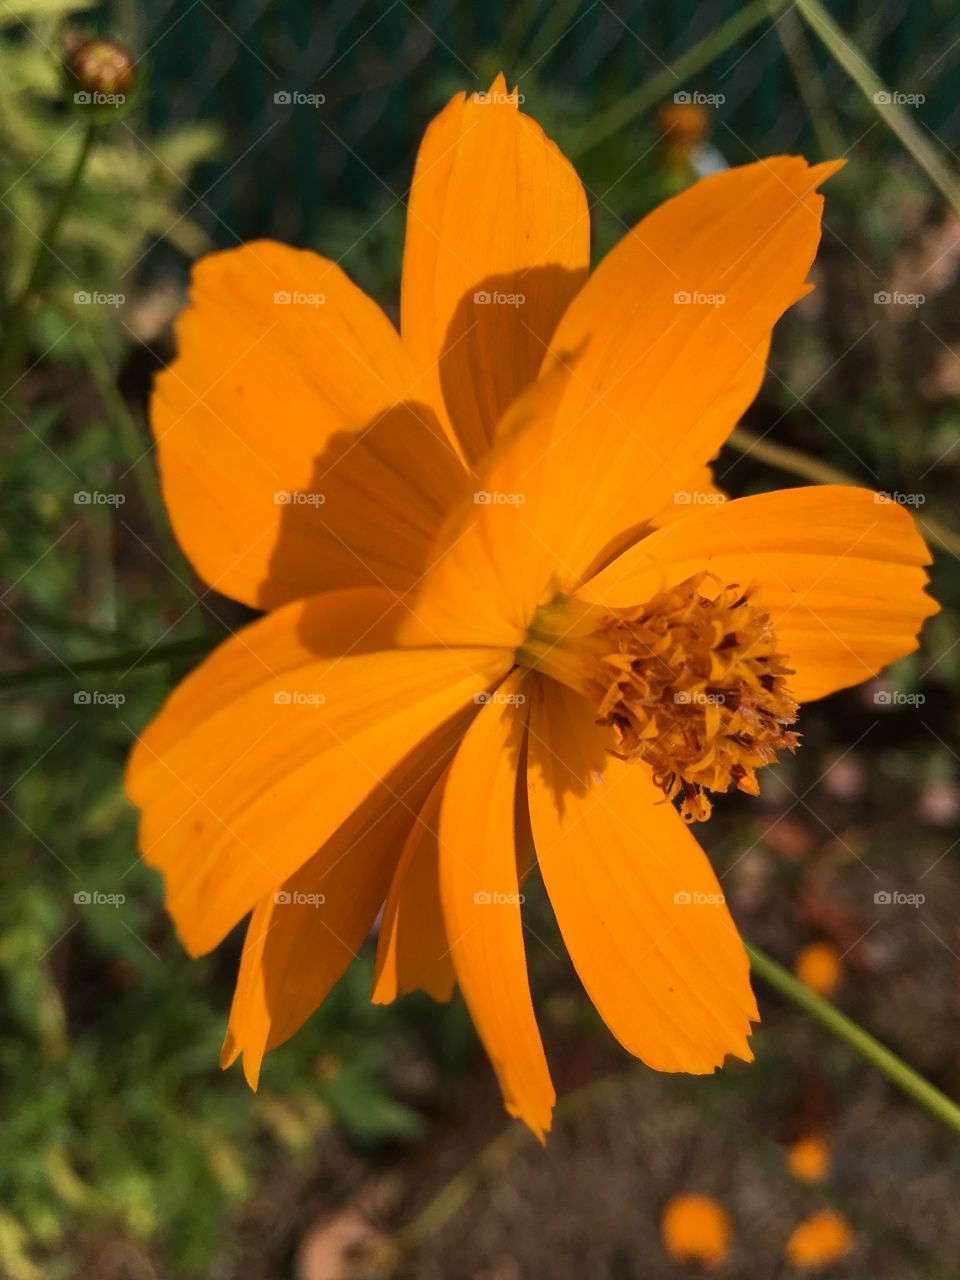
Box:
[517,573,800,822]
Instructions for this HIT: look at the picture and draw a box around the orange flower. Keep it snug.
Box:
[126,75,938,1139]
[794,941,843,996]
[661,1193,731,1269]
[657,101,712,168]
[785,1209,854,1268]
[787,1135,832,1184]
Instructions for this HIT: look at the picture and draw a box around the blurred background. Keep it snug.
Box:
[2,1,960,1276]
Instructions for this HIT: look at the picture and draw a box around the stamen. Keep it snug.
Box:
[518,573,800,822]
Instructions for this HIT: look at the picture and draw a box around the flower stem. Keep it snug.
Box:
[794,0,960,221]
[0,119,97,411]
[570,0,791,156]
[747,942,960,1137]
[728,426,960,558]
[0,633,220,692]
[71,316,196,597]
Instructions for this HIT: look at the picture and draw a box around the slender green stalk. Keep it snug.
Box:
[386,1073,624,1272]
[773,4,844,158]
[520,0,582,75]
[795,0,960,221]
[570,0,791,156]
[728,426,960,558]
[0,119,97,408]
[748,943,960,1137]
[71,318,196,595]
[499,0,545,71]
[0,633,219,692]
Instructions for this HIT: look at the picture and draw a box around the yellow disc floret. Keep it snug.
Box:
[518,572,799,822]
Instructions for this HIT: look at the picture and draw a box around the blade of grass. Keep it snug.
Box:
[728,425,960,558]
[795,0,960,220]
[570,0,791,156]
[71,317,197,603]
[0,633,220,692]
[773,4,844,158]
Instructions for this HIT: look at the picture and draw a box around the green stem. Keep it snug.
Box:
[773,4,845,158]
[0,633,220,692]
[71,317,196,596]
[386,1073,624,1272]
[795,0,960,221]
[0,119,97,409]
[747,943,960,1137]
[728,426,960,558]
[570,0,791,157]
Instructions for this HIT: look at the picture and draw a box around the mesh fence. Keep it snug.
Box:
[133,0,960,245]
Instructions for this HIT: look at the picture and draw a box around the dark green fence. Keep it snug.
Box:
[132,1,960,245]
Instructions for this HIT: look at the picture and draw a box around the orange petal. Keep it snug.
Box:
[221,724,456,1087]
[439,668,555,1138]
[579,485,938,701]
[401,73,589,465]
[125,587,512,955]
[649,463,727,529]
[403,159,835,641]
[399,360,575,648]
[526,680,758,1072]
[528,159,838,579]
[152,240,466,610]
[372,767,456,1005]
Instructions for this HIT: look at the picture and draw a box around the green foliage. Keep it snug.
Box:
[0,0,219,364]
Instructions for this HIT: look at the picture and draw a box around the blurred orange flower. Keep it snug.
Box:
[787,1135,832,1184]
[661,1193,731,1269]
[657,100,711,165]
[126,74,938,1137]
[794,941,843,997]
[786,1209,854,1268]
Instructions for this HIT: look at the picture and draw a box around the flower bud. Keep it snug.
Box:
[66,38,136,100]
